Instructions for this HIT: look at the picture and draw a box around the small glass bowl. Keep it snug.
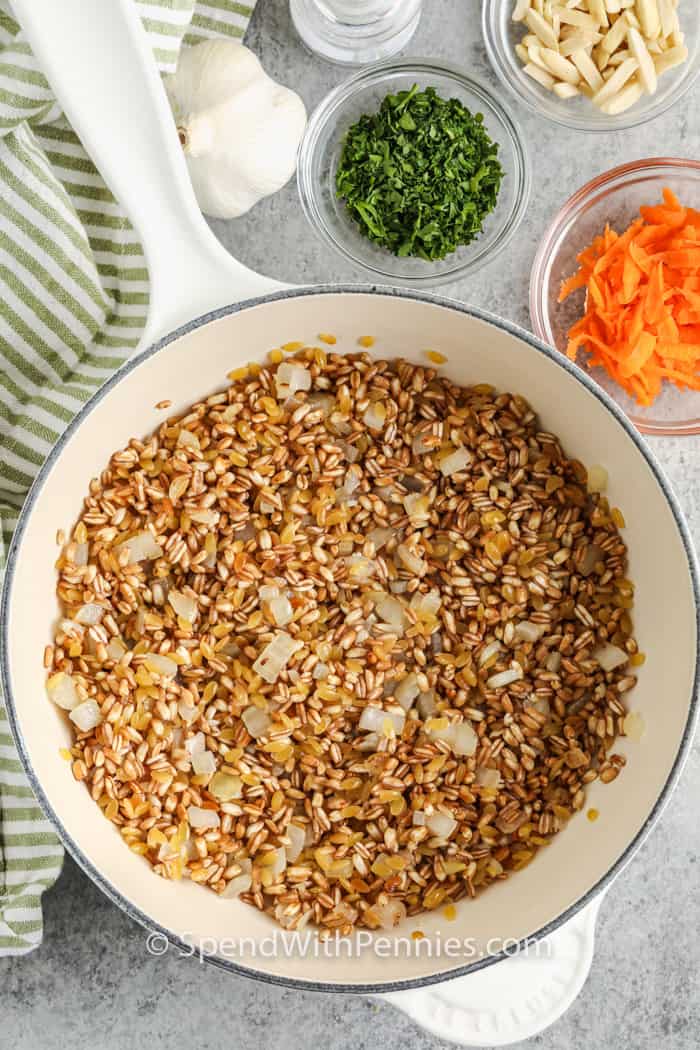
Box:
[296,58,531,286]
[481,0,700,133]
[530,158,700,436]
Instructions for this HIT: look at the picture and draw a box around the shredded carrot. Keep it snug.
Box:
[560,187,700,406]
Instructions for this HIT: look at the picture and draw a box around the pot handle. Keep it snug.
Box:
[381,892,606,1047]
[11,0,284,346]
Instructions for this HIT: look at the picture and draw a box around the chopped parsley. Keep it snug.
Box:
[335,84,504,261]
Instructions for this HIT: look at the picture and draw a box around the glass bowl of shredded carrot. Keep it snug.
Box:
[531,158,700,435]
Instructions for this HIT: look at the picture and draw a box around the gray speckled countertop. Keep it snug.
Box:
[2,1,699,1047]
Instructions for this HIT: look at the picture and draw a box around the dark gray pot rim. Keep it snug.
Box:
[3,284,699,994]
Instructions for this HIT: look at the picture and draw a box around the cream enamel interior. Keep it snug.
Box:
[4,291,697,987]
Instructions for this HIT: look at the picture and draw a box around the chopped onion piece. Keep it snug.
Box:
[487,666,524,690]
[372,898,406,929]
[363,402,386,429]
[356,731,380,752]
[106,637,127,662]
[366,527,392,550]
[375,593,406,633]
[479,640,502,666]
[581,543,603,577]
[177,429,200,451]
[74,602,104,626]
[594,644,628,671]
[439,446,471,477]
[186,732,205,757]
[390,580,408,594]
[285,823,306,863]
[545,651,562,673]
[403,492,430,524]
[187,805,220,830]
[394,673,420,711]
[426,811,457,838]
[59,619,84,639]
[210,772,243,801]
[412,433,433,455]
[452,721,478,756]
[417,691,436,719]
[168,589,196,623]
[475,767,501,789]
[308,393,334,416]
[623,711,645,741]
[410,588,441,621]
[143,652,178,678]
[338,470,361,501]
[396,544,426,575]
[259,845,287,879]
[269,595,293,627]
[72,541,89,566]
[189,509,217,526]
[530,696,551,716]
[46,671,80,710]
[116,530,162,562]
[192,749,216,776]
[177,698,198,723]
[514,620,544,643]
[312,661,329,680]
[428,718,477,756]
[69,699,102,732]
[587,464,608,494]
[242,706,271,739]
[346,554,376,584]
[412,811,426,826]
[276,362,311,398]
[338,440,359,463]
[358,706,405,736]
[253,631,301,683]
[259,585,280,601]
[221,869,252,898]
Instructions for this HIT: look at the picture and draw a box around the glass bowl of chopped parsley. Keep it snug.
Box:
[297,58,531,285]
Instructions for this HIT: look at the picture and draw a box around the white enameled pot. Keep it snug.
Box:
[3,1,698,1043]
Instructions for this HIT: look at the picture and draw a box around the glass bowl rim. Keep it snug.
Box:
[480,0,700,134]
[296,55,532,287]
[529,156,700,436]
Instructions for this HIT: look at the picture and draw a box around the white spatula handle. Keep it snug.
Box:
[11,0,282,345]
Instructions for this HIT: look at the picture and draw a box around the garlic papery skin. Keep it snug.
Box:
[165,40,307,220]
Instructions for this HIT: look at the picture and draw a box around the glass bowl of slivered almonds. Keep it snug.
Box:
[482,0,700,132]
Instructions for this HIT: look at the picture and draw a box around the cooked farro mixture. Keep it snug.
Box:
[47,344,642,934]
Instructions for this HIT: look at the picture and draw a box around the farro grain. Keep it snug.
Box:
[49,347,640,933]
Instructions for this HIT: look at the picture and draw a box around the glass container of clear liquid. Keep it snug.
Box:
[290,0,422,66]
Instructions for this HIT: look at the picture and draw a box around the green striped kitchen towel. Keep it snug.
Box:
[0,0,256,955]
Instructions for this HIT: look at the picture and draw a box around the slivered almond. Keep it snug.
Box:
[598,74,644,111]
[540,46,582,82]
[510,0,686,114]
[525,8,560,47]
[627,24,657,92]
[523,61,556,87]
[555,5,600,28]
[600,13,629,52]
[636,0,660,39]
[657,0,676,37]
[559,30,603,54]
[527,42,552,70]
[592,54,639,102]
[589,0,609,27]
[553,80,581,97]
[653,44,688,74]
[572,47,605,88]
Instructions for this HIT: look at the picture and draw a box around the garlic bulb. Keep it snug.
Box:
[165,40,307,219]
